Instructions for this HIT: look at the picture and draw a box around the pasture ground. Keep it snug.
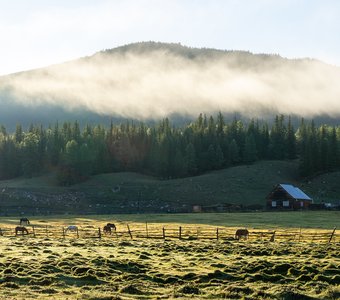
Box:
[0,213,339,299]
[0,210,338,229]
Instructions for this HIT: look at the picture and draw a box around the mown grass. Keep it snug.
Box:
[1,211,338,229]
[103,210,340,229]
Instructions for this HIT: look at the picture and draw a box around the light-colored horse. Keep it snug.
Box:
[65,225,78,233]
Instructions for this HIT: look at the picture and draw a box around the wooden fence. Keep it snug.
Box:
[0,223,337,243]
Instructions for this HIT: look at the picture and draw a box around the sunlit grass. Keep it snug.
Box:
[0,237,339,299]
[1,211,338,228]
[0,213,339,299]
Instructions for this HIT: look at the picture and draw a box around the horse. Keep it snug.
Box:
[65,225,78,233]
[235,229,249,240]
[103,223,116,235]
[20,218,30,225]
[15,226,29,236]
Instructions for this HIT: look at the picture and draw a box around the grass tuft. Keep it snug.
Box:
[120,284,143,295]
[179,285,200,295]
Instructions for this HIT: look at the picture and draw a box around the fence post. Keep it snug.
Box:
[45,225,48,237]
[98,227,102,239]
[0,228,3,236]
[179,226,182,239]
[216,228,219,240]
[328,227,336,244]
[62,227,65,239]
[127,224,133,239]
[162,227,165,239]
[146,222,149,238]
[76,227,79,238]
[299,227,302,242]
[32,225,36,238]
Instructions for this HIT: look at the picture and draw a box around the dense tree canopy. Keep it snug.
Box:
[0,114,339,185]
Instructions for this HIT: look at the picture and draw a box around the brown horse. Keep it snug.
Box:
[235,229,249,240]
[103,223,116,235]
[15,226,29,236]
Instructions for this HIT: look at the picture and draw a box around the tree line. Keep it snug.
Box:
[0,114,339,185]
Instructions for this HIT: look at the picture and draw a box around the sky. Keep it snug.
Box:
[0,0,339,76]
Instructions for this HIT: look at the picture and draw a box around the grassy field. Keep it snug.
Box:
[0,161,339,298]
[0,211,339,229]
[0,213,339,299]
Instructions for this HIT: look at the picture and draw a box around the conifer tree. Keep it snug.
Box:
[286,116,296,159]
[215,144,225,169]
[21,132,41,177]
[269,114,286,159]
[185,142,197,175]
[229,139,240,164]
[328,127,339,169]
[243,134,257,163]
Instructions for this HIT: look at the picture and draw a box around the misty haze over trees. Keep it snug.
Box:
[1,42,340,132]
[0,114,339,185]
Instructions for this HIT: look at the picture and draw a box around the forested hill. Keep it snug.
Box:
[1,42,340,131]
[0,114,339,186]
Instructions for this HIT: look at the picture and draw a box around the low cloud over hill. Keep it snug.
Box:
[1,42,340,128]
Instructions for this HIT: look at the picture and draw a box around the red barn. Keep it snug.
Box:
[266,184,313,209]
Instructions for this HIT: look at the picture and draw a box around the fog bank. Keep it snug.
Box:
[1,45,340,119]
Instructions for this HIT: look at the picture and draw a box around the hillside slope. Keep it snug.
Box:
[1,160,338,215]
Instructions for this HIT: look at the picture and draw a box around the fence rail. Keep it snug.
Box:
[0,223,337,243]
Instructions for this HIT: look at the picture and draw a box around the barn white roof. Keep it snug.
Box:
[280,184,312,201]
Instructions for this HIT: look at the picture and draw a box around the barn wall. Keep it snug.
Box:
[266,198,294,209]
[292,200,312,209]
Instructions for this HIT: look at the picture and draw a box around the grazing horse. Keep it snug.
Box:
[103,223,116,235]
[15,226,29,236]
[20,218,30,225]
[235,229,249,240]
[65,225,78,233]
